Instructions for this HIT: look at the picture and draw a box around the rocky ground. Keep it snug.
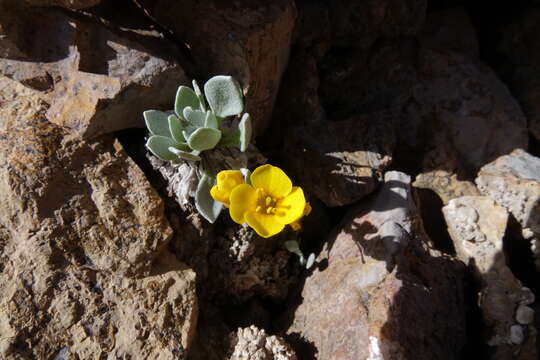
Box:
[0,0,539,359]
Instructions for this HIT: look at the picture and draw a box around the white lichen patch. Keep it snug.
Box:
[227,326,297,360]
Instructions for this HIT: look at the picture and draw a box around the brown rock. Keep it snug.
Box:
[414,130,480,204]
[443,196,537,359]
[0,75,172,276]
[0,249,198,359]
[329,0,427,48]
[405,49,528,173]
[284,111,394,207]
[420,7,479,58]
[320,40,528,174]
[414,171,480,205]
[137,0,296,135]
[496,8,540,140]
[285,172,466,359]
[0,76,198,358]
[0,7,188,139]
[23,0,101,9]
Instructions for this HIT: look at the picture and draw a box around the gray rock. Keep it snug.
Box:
[285,171,466,360]
[516,305,535,325]
[510,325,525,345]
[476,149,540,268]
[284,111,395,207]
[443,196,537,359]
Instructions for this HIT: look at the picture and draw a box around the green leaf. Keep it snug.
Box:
[284,240,301,254]
[168,114,186,143]
[175,86,200,119]
[204,111,219,129]
[218,129,241,148]
[305,253,316,269]
[204,75,244,118]
[195,174,223,223]
[192,80,207,112]
[146,135,178,161]
[239,112,252,152]
[183,107,206,127]
[144,110,172,137]
[187,127,222,151]
[168,147,201,161]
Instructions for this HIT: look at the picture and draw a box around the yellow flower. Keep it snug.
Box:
[290,202,312,231]
[210,170,244,207]
[228,164,306,238]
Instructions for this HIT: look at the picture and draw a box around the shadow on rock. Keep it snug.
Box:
[279,171,467,359]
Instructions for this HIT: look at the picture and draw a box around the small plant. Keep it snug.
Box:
[284,240,316,269]
[143,75,252,223]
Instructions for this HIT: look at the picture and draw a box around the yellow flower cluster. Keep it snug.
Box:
[210,165,310,238]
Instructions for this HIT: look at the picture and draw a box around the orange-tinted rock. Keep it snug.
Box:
[0,7,188,139]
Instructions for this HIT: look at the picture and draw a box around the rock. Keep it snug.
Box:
[0,74,172,276]
[227,326,297,360]
[270,49,326,143]
[0,249,198,359]
[414,171,480,205]
[476,149,540,268]
[510,325,525,345]
[0,77,197,358]
[328,0,427,48]
[0,6,188,139]
[413,130,480,204]
[443,196,537,359]
[405,49,529,173]
[419,7,478,58]
[137,0,296,135]
[319,41,528,174]
[285,171,466,359]
[22,0,101,9]
[496,8,540,140]
[284,112,394,207]
[516,305,535,325]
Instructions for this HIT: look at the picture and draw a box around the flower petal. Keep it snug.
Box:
[210,185,230,207]
[250,164,292,198]
[275,186,306,225]
[211,170,244,207]
[217,170,244,192]
[229,184,257,224]
[245,211,285,238]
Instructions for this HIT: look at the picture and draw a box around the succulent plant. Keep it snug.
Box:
[284,240,315,269]
[143,75,253,223]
